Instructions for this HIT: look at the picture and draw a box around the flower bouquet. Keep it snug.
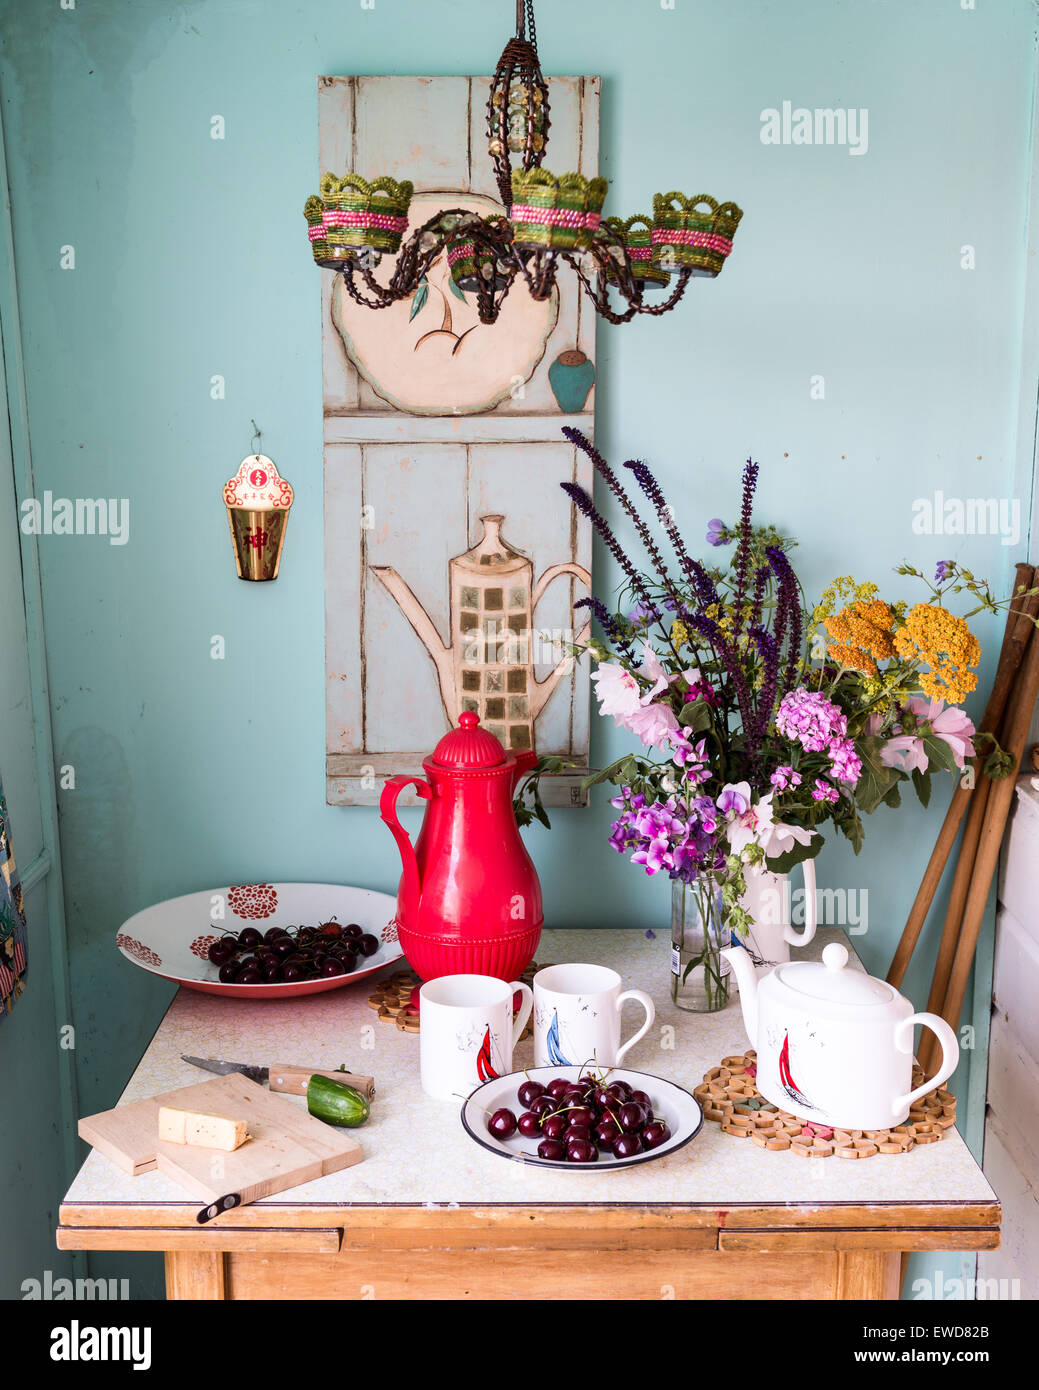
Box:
[561,428,1024,1011]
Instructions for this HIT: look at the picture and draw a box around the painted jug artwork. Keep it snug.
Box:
[320,75,599,805]
[372,514,590,752]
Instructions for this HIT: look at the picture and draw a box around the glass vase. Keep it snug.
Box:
[670,878,731,1013]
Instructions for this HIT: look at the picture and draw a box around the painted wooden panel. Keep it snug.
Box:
[319,74,598,805]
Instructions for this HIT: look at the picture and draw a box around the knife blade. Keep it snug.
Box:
[182,1055,268,1084]
[182,1055,376,1099]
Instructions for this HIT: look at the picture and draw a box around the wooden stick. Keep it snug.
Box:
[886,564,1037,988]
[919,580,1039,1023]
[920,615,1039,1074]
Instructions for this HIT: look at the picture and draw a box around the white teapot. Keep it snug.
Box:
[722,941,959,1131]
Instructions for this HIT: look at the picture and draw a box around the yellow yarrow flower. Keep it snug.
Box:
[670,619,689,648]
[893,603,980,703]
[825,598,897,676]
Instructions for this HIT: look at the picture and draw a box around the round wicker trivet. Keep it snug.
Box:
[693,1051,957,1158]
[367,961,550,1038]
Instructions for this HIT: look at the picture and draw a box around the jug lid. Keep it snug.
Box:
[773,943,896,1008]
[430,711,507,769]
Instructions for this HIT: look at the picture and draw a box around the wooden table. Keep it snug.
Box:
[57,929,1000,1300]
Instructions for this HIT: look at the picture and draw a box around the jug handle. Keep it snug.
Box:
[783,856,817,946]
[379,775,433,907]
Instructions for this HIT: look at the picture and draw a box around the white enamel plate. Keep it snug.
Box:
[115,882,403,998]
[461,1065,703,1170]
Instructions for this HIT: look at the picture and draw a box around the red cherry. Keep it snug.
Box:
[641,1121,671,1150]
[566,1138,598,1163]
[612,1132,644,1158]
[618,1103,646,1133]
[517,1111,541,1139]
[543,1114,568,1141]
[488,1108,517,1139]
[538,1138,567,1160]
[517,1080,545,1109]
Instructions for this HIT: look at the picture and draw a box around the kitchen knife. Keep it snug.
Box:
[182,1055,376,1100]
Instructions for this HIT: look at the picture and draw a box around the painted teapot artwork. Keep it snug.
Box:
[723,941,959,1131]
[372,514,590,753]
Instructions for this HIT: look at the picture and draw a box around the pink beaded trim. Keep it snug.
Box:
[323,210,409,232]
[626,245,652,261]
[447,241,476,264]
[308,225,327,242]
[651,228,733,254]
[510,204,602,230]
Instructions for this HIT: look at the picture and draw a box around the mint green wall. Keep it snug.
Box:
[1,0,1035,1299]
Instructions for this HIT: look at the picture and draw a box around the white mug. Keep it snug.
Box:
[419,973,533,1101]
[532,963,655,1070]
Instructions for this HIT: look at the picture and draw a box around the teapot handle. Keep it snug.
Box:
[528,563,592,719]
[379,775,434,913]
[782,857,817,946]
[892,1011,960,1114]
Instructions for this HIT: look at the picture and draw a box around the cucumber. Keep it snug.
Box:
[306,1073,371,1128]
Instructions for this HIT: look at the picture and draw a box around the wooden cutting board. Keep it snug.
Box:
[78,1073,363,1210]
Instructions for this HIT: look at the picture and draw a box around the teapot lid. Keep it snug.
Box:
[774,942,896,1007]
[430,711,507,769]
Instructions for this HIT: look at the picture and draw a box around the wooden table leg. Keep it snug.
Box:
[836,1250,902,1300]
[165,1251,228,1300]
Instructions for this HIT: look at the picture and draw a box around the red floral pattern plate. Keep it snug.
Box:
[115,882,402,998]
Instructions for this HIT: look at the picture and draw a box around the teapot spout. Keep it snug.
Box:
[371,566,458,722]
[722,945,758,1044]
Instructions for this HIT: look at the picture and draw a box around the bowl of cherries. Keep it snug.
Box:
[115,882,403,998]
[460,1064,703,1170]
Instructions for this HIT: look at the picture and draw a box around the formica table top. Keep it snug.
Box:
[61,928,996,1220]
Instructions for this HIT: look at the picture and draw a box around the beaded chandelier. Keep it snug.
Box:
[303,1,743,326]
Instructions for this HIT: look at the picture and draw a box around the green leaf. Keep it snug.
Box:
[581,755,631,790]
[409,280,429,321]
[679,699,712,732]
[854,736,902,815]
[882,781,902,810]
[922,735,957,774]
[911,767,932,808]
[448,276,467,301]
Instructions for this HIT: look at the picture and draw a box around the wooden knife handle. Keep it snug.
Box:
[268,1064,375,1101]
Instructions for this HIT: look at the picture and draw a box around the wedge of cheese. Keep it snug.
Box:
[158,1105,249,1152]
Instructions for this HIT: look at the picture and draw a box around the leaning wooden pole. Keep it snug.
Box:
[886,563,1037,989]
[920,581,1039,1017]
[919,615,1039,1076]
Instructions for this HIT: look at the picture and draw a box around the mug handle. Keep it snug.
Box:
[783,856,817,946]
[509,982,534,1048]
[892,1012,960,1113]
[615,989,655,1066]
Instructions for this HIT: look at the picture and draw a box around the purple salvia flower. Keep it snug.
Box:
[731,458,760,625]
[560,481,655,610]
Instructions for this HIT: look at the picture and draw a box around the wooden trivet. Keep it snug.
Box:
[693,1051,956,1158]
[367,961,550,1038]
